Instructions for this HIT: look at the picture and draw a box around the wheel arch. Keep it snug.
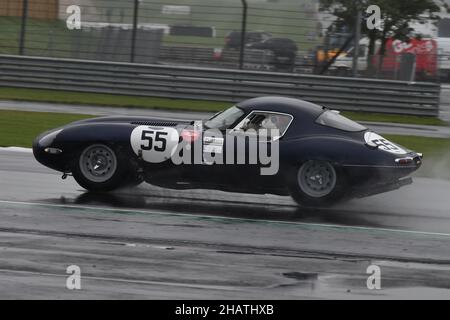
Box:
[55,123,137,165]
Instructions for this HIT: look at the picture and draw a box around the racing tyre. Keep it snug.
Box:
[72,143,132,192]
[289,160,346,207]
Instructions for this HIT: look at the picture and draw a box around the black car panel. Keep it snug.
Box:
[33,97,422,206]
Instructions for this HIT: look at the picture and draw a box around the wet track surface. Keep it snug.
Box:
[1,148,450,299]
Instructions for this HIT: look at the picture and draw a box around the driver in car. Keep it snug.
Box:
[261,115,280,129]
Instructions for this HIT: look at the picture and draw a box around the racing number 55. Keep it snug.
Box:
[372,138,400,152]
[141,130,168,152]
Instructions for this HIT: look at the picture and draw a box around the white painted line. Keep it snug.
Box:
[373,260,450,271]
[0,268,243,291]
[1,199,450,238]
[0,147,32,153]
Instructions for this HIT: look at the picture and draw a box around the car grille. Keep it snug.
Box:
[131,121,179,127]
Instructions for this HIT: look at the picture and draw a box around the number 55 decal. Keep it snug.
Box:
[364,132,407,155]
[131,126,179,163]
[141,130,168,152]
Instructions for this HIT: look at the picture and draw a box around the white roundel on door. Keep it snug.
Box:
[364,132,407,155]
[130,126,179,163]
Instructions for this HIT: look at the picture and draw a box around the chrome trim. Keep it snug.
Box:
[44,147,63,154]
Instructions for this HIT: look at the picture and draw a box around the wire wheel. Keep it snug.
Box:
[297,160,337,198]
[79,144,117,183]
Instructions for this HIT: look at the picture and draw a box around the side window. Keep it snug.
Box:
[232,112,292,140]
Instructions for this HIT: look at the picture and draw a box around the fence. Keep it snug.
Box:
[0,54,440,116]
[1,0,320,70]
[2,0,448,82]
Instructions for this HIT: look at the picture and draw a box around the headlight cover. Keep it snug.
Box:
[39,129,63,147]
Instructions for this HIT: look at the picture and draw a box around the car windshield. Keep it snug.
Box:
[315,110,366,132]
[204,106,245,130]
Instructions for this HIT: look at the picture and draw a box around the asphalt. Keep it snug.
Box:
[1,99,450,138]
[1,148,450,299]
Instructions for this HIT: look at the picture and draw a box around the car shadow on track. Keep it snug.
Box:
[57,189,386,230]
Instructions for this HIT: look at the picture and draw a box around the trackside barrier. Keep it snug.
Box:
[0,54,441,116]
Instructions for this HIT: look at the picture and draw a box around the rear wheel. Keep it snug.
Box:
[289,160,345,207]
[72,144,132,192]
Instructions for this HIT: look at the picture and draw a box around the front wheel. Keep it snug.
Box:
[289,160,346,207]
[72,144,130,192]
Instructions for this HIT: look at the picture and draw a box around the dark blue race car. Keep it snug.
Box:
[33,97,422,206]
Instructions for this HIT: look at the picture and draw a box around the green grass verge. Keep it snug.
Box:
[0,88,229,112]
[385,135,450,157]
[385,134,450,180]
[0,110,93,148]
[0,87,447,126]
[342,111,447,127]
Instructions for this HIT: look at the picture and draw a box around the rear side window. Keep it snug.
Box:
[315,110,366,132]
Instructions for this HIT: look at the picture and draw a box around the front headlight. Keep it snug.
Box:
[39,129,63,147]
